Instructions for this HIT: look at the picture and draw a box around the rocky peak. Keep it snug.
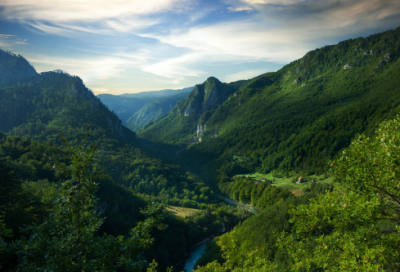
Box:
[180,77,234,117]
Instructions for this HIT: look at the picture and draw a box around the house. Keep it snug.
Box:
[262,177,266,181]
[254,182,258,185]
[297,177,304,184]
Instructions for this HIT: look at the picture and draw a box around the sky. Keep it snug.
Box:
[0,0,400,95]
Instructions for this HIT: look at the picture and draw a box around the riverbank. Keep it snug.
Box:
[217,195,260,215]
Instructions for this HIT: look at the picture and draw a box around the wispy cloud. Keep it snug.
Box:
[228,6,253,12]
[225,69,270,82]
[142,53,207,83]
[0,34,17,38]
[0,0,189,35]
[13,38,28,45]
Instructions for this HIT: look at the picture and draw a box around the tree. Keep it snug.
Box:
[16,128,166,271]
[194,229,276,272]
[280,116,400,271]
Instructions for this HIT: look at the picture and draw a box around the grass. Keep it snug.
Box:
[165,205,201,218]
[235,172,334,195]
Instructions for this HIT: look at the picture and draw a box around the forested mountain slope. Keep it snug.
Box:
[127,92,191,131]
[139,77,249,144]
[0,50,250,270]
[0,49,38,87]
[0,49,225,209]
[140,26,400,186]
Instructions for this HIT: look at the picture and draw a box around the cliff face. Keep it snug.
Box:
[180,77,236,117]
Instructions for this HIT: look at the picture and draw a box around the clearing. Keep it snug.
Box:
[234,172,334,195]
[165,205,201,218]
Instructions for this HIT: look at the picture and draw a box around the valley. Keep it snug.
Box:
[1,25,400,272]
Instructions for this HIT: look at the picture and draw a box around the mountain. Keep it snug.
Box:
[0,71,131,144]
[0,49,38,87]
[126,92,189,131]
[97,94,156,126]
[120,86,193,99]
[139,26,400,187]
[98,86,192,127]
[138,77,250,144]
[0,49,250,270]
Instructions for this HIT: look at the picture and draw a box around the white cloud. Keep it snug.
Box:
[240,0,303,4]
[141,53,207,82]
[0,34,17,38]
[228,6,253,12]
[27,55,135,83]
[142,20,311,64]
[1,0,186,21]
[225,69,270,82]
[0,0,189,35]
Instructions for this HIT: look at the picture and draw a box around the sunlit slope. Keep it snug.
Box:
[138,77,249,144]
[151,27,400,183]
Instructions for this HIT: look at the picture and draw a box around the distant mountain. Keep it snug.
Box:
[138,77,249,144]
[138,26,400,186]
[121,86,193,99]
[97,94,156,126]
[98,87,193,127]
[126,92,189,131]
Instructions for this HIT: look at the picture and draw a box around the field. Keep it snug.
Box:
[235,172,334,195]
[165,205,201,218]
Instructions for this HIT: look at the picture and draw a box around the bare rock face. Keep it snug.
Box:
[197,124,206,138]
[292,78,301,85]
[363,50,373,56]
[344,64,352,70]
[180,77,235,117]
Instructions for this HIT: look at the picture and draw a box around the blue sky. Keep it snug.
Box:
[0,0,400,95]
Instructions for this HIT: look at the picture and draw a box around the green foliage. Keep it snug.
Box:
[195,183,333,271]
[281,116,400,271]
[219,178,292,210]
[194,239,224,268]
[15,131,166,271]
[139,26,400,191]
[138,77,249,145]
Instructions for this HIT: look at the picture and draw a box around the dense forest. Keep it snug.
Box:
[139,27,400,189]
[1,26,400,272]
[0,49,250,271]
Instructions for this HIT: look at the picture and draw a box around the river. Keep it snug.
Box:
[183,196,259,272]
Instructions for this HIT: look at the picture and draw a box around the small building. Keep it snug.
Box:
[262,178,266,181]
[297,177,304,184]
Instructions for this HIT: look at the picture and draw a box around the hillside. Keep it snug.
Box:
[0,49,251,270]
[139,27,400,187]
[138,77,249,144]
[97,94,156,126]
[127,92,189,131]
[98,87,192,128]
[0,49,38,87]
